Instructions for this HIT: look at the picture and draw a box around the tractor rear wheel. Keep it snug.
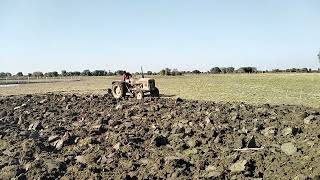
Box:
[151,87,160,97]
[112,83,126,99]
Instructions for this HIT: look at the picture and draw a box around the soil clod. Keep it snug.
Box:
[0,94,319,179]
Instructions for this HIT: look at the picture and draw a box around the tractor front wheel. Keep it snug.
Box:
[136,90,144,100]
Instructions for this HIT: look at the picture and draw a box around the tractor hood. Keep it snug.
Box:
[134,78,154,83]
[133,78,156,91]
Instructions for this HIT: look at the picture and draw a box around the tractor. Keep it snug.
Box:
[111,70,159,100]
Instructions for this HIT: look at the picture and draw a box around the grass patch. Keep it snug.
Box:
[0,74,319,108]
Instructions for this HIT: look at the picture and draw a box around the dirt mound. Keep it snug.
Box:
[0,94,320,179]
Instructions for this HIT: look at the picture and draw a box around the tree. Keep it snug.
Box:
[45,71,59,77]
[159,69,166,76]
[192,70,201,74]
[52,71,59,77]
[33,71,43,77]
[82,70,92,76]
[220,67,227,74]
[147,71,153,75]
[252,67,258,73]
[106,70,115,76]
[210,67,221,74]
[92,70,105,76]
[226,67,235,73]
[171,69,182,76]
[0,72,6,77]
[159,68,171,76]
[171,69,177,76]
[159,68,170,76]
[16,72,23,77]
[164,68,171,75]
[73,71,81,76]
[61,70,67,76]
[303,68,308,73]
[115,70,125,76]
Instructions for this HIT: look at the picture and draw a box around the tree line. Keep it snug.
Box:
[158,67,320,76]
[0,67,319,78]
[0,70,119,78]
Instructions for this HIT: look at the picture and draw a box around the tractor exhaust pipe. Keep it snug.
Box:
[141,66,145,78]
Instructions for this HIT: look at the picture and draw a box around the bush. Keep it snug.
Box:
[271,69,282,73]
[237,67,257,73]
[299,68,309,73]
[286,68,297,73]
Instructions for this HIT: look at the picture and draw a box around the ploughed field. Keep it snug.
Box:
[0,94,320,179]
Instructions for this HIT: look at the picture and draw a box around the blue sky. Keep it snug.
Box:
[0,0,319,73]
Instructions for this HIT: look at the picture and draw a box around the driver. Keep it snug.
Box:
[122,71,132,83]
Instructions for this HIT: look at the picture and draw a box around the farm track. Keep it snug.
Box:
[0,94,319,179]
